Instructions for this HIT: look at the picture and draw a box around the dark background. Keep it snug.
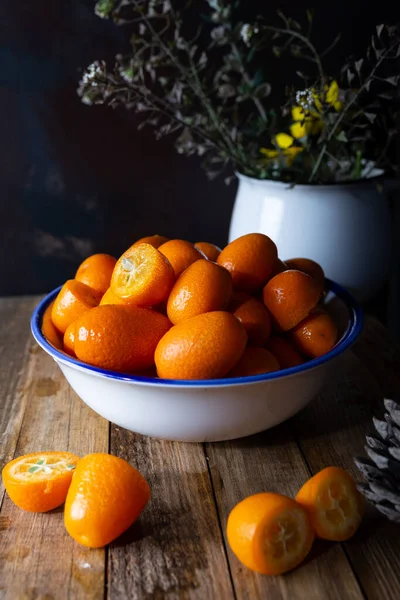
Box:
[1,2,399,298]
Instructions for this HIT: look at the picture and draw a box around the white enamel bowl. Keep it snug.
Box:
[31,280,363,443]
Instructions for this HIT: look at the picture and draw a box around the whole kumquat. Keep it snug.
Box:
[285,257,325,296]
[290,308,338,358]
[52,280,102,335]
[75,253,117,296]
[42,301,63,350]
[74,304,171,372]
[229,347,280,377]
[265,335,304,369]
[227,493,314,575]
[167,259,232,325]
[296,467,363,541]
[217,233,278,293]
[158,239,205,278]
[110,243,175,307]
[2,451,80,512]
[133,234,169,248]
[64,453,150,548]
[230,292,272,346]
[262,270,320,331]
[63,321,77,357]
[155,311,247,380]
[194,241,221,262]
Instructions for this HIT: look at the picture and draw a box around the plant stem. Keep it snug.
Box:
[230,42,268,123]
[262,25,324,83]
[308,37,400,183]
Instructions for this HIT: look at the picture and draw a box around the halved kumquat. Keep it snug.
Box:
[227,493,314,575]
[110,243,175,307]
[296,467,363,541]
[2,451,80,512]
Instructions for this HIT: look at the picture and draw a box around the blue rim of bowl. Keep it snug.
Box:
[31,279,363,388]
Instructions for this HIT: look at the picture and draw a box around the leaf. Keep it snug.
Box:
[336,131,348,142]
[307,9,314,23]
[376,24,384,38]
[272,46,281,58]
[385,76,400,86]
[254,83,271,98]
[355,59,363,77]
[347,69,355,85]
[364,112,376,123]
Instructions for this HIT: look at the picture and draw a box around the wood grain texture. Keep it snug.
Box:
[205,425,363,600]
[0,298,109,600]
[0,296,39,499]
[108,428,234,600]
[291,316,400,600]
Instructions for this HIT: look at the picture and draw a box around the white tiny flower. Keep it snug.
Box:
[240,24,253,46]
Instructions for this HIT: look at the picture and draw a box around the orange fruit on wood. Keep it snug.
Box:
[285,257,325,295]
[230,292,272,346]
[155,311,247,380]
[74,304,171,372]
[75,253,117,295]
[2,451,80,512]
[262,270,320,332]
[265,335,304,369]
[42,301,63,350]
[110,243,175,307]
[167,259,232,325]
[229,347,280,377]
[194,241,222,262]
[63,321,76,357]
[158,239,204,278]
[217,233,278,293]
[227,493,314,575]
[64,453,150,548]
[296,467,363,541]
[291,308,338,358]
[133,234,169,248]
[52,280,102,334]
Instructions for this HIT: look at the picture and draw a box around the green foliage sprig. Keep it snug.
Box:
[78,1,400,184]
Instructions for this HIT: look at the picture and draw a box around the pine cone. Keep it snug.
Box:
[354,398,400,523]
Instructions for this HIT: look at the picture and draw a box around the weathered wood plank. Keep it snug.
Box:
[205,424,363,600]
[108,428,234,600]
[291,316,400,600]
[0,319,109,600]
[0,296,39,499]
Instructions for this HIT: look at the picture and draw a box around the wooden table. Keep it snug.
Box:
[1,296,400,600]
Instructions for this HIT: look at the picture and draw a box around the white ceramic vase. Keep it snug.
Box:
[229,173,392,302]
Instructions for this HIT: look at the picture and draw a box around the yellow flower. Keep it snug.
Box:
[275,132,294,149]
[290,106,323,138]
[260,141,303,167]
[325,80,343,112]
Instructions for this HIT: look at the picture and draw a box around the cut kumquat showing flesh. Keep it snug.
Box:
[295,467,363,541]
[111,243,175,306]
[2,452,80,513]
[64,453,150,548]
[227,493,314,575]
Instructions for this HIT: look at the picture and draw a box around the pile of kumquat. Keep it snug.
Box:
[42,232,338,380]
